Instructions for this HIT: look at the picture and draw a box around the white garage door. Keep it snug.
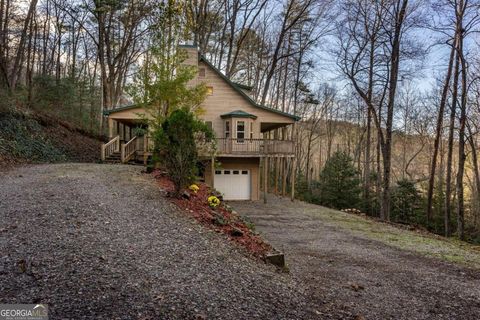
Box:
[214,169,250,200]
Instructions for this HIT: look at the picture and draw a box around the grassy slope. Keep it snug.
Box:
[303,205,480,269]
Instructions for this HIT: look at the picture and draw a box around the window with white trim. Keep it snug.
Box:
[225,121,230,138]
[236,121,245,142]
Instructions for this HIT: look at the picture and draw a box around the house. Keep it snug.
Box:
[102,45,299,201]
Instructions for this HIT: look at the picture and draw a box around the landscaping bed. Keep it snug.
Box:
[152,170,272,258]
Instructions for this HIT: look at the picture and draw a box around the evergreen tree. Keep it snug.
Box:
[158,108,213,197]
[317,151,361,209]
[391,179,423,225]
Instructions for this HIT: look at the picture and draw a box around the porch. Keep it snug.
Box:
[201,138,295,157]
[101,114,296,163]
[102,135,294,170]
[101,118,151,164]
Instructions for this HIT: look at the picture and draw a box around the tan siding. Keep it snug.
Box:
[197,60,294,139]
[107,58,295,139]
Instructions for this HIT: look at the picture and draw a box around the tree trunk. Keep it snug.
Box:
[426,37,457,224]
[456,5,467,240]
[9,0,38,90]
[380,0,409,221]
[445,51,460,237]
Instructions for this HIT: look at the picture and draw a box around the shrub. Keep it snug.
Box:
[156,109,213,197]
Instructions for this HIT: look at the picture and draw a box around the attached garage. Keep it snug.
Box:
[204,157,260,201]
[214,169,251,200]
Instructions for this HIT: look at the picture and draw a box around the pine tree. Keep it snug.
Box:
[391,179,422,225]
[317,151,361,209]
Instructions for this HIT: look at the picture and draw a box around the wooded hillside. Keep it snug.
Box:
[1,0,480,242]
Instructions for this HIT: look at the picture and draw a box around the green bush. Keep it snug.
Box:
[315,151,361,209]
[156,108,213,196]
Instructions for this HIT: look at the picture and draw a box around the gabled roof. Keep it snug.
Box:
[103,104,140,116]
[104,48,301,121]
[198,55,300,121]
[233,82,253,91]
[221,110,257,119]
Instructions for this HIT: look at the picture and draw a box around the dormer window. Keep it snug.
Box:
[199,68,206,78]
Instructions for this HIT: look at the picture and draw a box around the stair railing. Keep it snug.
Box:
[121,136,138,163]
[101,135,120,161]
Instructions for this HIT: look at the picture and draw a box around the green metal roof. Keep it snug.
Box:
[220,110,257,119]
[232,82,253,91]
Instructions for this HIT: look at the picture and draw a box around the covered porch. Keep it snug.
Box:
[102,106,152,164]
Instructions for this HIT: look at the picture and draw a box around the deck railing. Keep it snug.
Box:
[121,136,138,163]
[204,138,294,155]
[101,135,120,160]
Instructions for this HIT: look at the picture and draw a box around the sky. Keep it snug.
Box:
[306,1,480,99]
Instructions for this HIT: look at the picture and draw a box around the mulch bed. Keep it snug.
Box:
[152,170,272,257]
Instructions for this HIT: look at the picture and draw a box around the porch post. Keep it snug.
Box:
[263,156,268,204]
[108,118,114,138]
[211,155,215,187]
[291,157,296,201]
[274,156,279,194]
[282,157,287,196]
[143,134,148,166]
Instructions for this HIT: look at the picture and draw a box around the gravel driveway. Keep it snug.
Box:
[231,195,480,320]
[0,164,313,319]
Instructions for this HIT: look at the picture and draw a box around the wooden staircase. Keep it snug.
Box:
[103,151,122,163]
[101,135,140,164]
